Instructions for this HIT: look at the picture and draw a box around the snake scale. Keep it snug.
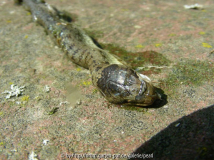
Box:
[17,0,161,106]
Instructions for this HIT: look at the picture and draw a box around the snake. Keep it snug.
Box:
[17,0,161,106]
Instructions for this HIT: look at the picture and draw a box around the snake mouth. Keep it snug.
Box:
[139,82,161,105]
[133,81,146,101]
[125,81,161,106]
[139,81,146,96]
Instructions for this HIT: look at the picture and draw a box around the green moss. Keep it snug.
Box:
[169,33,176,37]
[9,101,16,106]
[35,96,42,101]
[84,29,104,39]
[100,44,170,74]
[121,105,149,112]
[197,147,208,156]
[160,59,213,95]
[82,29,170,75]
[92,88,98,94]
[48,107,59,115]
[0,112,4,116]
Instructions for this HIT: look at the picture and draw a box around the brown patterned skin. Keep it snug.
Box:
[19,0,160,106]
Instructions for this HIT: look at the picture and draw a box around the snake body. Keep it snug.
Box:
[18,0,160,106]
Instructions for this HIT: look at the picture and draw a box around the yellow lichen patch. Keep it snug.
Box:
[169,33,176,37]
[135,44,144,48]
[9,82,14,85]
[202,43,212,48]
[0,112,3,116]
[24,35,28,39]
[0,142,4,146]
[81,80,92,86]
[21,95,29,102]
[155,43,162,47]
[121,9,129,12]
[76,67,82,72]
[6,20,12,23]
[27,12,31,15]
[199,31,206,35]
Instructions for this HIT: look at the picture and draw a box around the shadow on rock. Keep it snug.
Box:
[129,104,214,160]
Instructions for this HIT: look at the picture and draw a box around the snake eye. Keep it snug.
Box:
[108,80,130,97]
[124,78,133,86]
[124,73,137,86]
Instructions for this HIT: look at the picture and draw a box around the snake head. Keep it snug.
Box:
[94,64,161,106]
